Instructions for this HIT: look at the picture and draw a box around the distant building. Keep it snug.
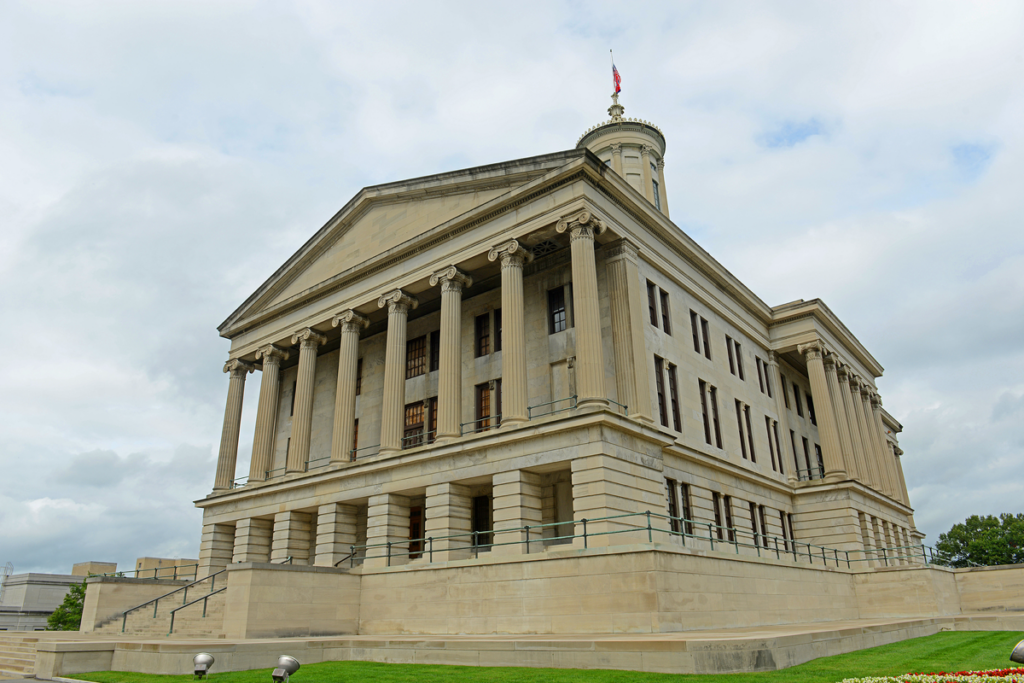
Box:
[0,562,115,632]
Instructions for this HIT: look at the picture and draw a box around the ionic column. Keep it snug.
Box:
[894,446,911,506]
[640,144,656,203]
[214,359,254,490]
[249,345,289,482]
[287,328,327,473]
[838,366,870,486]
[859,385,893,497]
[330,310,369,463]
[850,377,881,490]
[767,352,796,485]
[378,290,418,453]
[429,266,473,438]
[610,142,624,176]
[556,210,607,408]
[872,395,901,500]
[604,240,652,422]
[798,341,846,482]
[824,353,859,481]
[656,158,670,217]
[487,241,531,425]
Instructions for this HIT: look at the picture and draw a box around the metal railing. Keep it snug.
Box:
[167,587,226,635]
[350,444,380,459]
[305,456,332,472]
[460,416,498,435]
[605,398,629,415]
[795,466,825,482]
[527,395,577,419]
[120,569,225,632]
[230,475,249,489]
[99,563,199,581]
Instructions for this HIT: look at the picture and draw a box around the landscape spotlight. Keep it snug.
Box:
[1011,639,1024,664]
[193,653,215,680]
[271,655,300,682]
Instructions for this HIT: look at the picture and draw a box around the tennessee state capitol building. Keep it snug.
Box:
[191,92,920,636]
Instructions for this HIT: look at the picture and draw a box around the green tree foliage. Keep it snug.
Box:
[46,579,86,631]
[935,513,1024,568]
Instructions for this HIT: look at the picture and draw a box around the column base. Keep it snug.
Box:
[576,396,609,410]
[824,472,848,484]
[378,447,400,456]
[435,430,461,441]
[499,416,528,427]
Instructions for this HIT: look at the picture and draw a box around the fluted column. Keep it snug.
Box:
[640,145,655,203]
[798,341,846,482]
[894,446,911,506]
[330,310,369,462]
[838,365,871,486]
[250,345,289,482]
[824,354,858,481]
[656,158,670,217]
[859,385,893,497]
[488,241,531,424]
[850,376,882,490]
[872,395,901,500]
[378,289,418,453]
[430,266,473,438]
[214,359,254,490]
[767,352,796,485]
[610,142,623,176]
[604,239,652,423]
[557,210,607,408]
[286,328,327,473]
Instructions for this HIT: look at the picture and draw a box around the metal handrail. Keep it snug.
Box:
[527,395,577,419]
[349,444,380,459]
[168,587,227,635]
[794,467,825,482]
[99,563,200,581]
[460,416,498,435]
[230,475,249,489]
[305,456,332,472]
[120,569,225,633]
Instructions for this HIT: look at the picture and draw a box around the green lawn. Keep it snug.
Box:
[70,631,1022,683]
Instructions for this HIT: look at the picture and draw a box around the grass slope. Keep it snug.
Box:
[71,631,1023,683]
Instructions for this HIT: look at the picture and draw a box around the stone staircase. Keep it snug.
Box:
[93,571,227,639]
[0,632,39,678]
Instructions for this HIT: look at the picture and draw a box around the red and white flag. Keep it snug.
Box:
[612,62,622,94]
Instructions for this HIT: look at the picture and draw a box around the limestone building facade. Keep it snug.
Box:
[194,96,920,628]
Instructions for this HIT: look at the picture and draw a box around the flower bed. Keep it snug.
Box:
[841,668,1024,683]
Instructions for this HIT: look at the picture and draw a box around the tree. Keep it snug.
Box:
[935,513,1024,568]
[46,579,86,631]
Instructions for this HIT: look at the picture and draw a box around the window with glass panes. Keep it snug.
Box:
[548,287,567,334]
[403,401,424,449]
[406,336,426,378]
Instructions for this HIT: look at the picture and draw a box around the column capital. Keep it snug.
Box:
[377,289,418,313]
[556,210,607,242]
[767,350,780,368]
[894,446,904,456]
[332,309,370,333]
[255,345,289,365]
[603,238,639,264]
[860,383,873,398]
[291,327,327,348]
[871,393,883,408]
[428,265,473,292]
[656,157,665,170]
[822,352,838,369]
[609,142,622,153]
[797,339,826,361]
[223,358,255,376]
[640,144,653,157]
[837,363,851,381]
[487,240,532,268]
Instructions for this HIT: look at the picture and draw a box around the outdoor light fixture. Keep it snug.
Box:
[193,653,215,680]
[1011,639,1024,664]
[271,655,300,682]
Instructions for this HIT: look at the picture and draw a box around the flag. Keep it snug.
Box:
[612,63,622,94]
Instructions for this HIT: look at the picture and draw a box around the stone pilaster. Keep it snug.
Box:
[271,510,311,565]
[424,483,473,561]
[556,210,607,409]
[570,453,667,548]
[767,352,796,485]
[487,241,531,425]
[640,144,656,203]
[491,470,543,555]
[824,354,858,481]
[214,359,254,490]
[331,310,369,462]
[313,503,358,567]
[377,290,419,453]
[610,142,623,176]
[798,341,847,482]
[860,386,893,497]
[287,328,327,473]
[838,366,870,486]
[364,493,411,568]
[429,266,473,438]
[249,345,289,482]
[604,239,652,423]
[198,522,235,578]
[656,158,670,217]
[232,518,272,564]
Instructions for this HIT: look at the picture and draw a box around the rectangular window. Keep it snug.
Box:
[355,358,363,396]
[759,505,769,549]
[780,509,790,551]
[406,335,426,378]
[493,308,502,352]
[655,356,669,427]
[548,287,567,334]
[666,479,680,534]
[807,393,817,425]
[723,495,735,542]
[726,336,736,375]
[802,436,812,475]
[765,416,777,471]
[472,495,491,547]
[429,330,440,372]
[764,363,772,398]
[701,318,712,360]
[787,513,795,547]
[709,385,723,447]
[698,379,712,445]
[653,180,661,210]
[793,383,803,416]
[475,313,490,357]
[790,430,798,473]
[403,401,424,449]
[734,341,744,379]
[667,363,681,432]
[773,421,784,474]
[475,383,491,432]
[408,506,423,559]
[756,358,765,393]
[781,373,789,408]
[680,483,693,535]
[749,501,759,547]
[814,443,824,474]
[647,281,659,326]
[736,400,747,459]
[744,405,756,463]
[659,289,671,334]
[712,492,724,540]
[689,311,701,353]
[427,396,438,444]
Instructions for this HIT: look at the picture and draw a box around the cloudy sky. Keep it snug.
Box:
[2,1,1022,574]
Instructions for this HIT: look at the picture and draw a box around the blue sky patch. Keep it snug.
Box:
[951,142,995,182]
[759,118,826,149]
